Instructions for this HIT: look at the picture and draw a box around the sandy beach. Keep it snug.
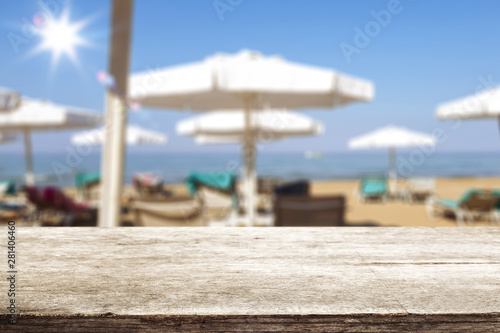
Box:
[310,177,500,227]
[146,176,500,227]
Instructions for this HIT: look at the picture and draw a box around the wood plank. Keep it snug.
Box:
[1,314,499,332]
[1,227,499,331]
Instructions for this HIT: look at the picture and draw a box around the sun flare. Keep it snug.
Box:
[35,9,89,66]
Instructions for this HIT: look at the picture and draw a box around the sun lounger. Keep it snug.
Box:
[273,179,310,196]
[242,178,308,215]
[75,172,101,204]
[404,177,435,203]
[0,181,26,220]
[257,177,282,213]
[356,176,388,202]
[257,177,282,195]
[130,196,205,226]
[274,195,345,226]
[426,189,500,225]
[132,172,165,197]
[0,180,16,198]
[25,186,97,226]
[185,172,239,223]
[196,185,236,222]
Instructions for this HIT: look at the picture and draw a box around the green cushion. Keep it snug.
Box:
[360,177,387,196]
[0,180,16,195]
[436,198,459,209]
[439,188,500,210]
[457,189,482,206]
[75,172,101,188]
[185,172,239,209]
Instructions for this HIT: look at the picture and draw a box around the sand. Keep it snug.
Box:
[165,177,500,227]
[309,177,500,227]
[57,177,500,227]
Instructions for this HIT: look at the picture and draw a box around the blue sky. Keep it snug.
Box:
[1,0,500,153]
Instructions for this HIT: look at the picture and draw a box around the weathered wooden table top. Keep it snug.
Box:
[1,227,499,332]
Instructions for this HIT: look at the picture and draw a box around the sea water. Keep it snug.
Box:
[0,151,499,188]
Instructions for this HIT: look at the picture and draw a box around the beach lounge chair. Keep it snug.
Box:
[0,181,26,220]
[130,196,205,226]
[185,172,239,223]
[258,177,282,194]
[197,186,236,221]
[25,186,97,226]
[75,172,101,204]
[426,189,500,225]
[24,186,55,225]
[0,181,25,221]
[274,195,345,226]
[356,176,388,202]
[132,172,165,197]
[273,179,310,196]
[404,177,435,203]
[257,177,282,213]
[0,180,16,198]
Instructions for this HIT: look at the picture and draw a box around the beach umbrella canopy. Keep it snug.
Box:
[0,98,101,185]
[436,86,500,120]
[130,49,374,223]
[348,126,436,178]
[71,125,168,146]
[0,87,21,112]
[129,50,374,110]
[177,110,324,140]
[194,134,290,144]
[178,110,323,201]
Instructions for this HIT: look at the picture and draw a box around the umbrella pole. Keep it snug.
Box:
[388,147,397,198]
[389,147,396,180]
[23,130,35,186]
[243,98,256,226]
[98,0,134,227]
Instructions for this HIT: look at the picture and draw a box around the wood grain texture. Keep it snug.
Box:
[0,227,499,331]
[1,314,500,332]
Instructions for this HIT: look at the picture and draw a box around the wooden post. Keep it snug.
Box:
[98,0,134,227]
[23,130,35,185]
[243,97,256,225]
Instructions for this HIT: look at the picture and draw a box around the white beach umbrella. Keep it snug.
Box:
[0,87,21,112]
[130,50,374,110]
[71,125,168,146]
[178,110,323,203]
[194,134,291,144]
[436,86,500,120]
[348,126,436,178]
[177,110,324,139]
[0,98,101,185]
[130,49,374,223]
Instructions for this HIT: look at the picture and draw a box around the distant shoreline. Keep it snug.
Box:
[1,151,500,187]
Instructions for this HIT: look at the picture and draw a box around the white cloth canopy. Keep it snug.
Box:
[194,134,290,144]
[71,125,167,146]
[177,110,324,140]
[0,87,21,112]
[130,50,374,111]
[348,126,436,178]
[0,98,101,185]
[349,126,436,149]
[130,49,374,224]
[436,86,500,120]
[0,98,101,131]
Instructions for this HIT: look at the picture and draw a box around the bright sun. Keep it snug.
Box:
[35,9,89,66]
